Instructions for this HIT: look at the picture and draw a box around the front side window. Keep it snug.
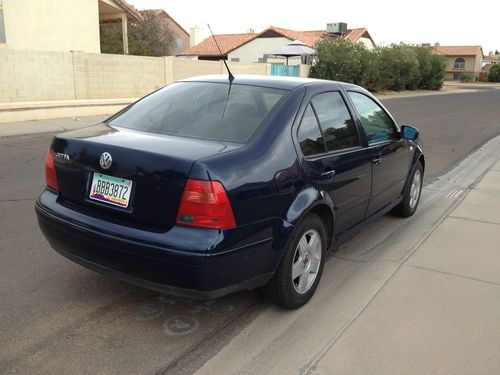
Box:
[109,82,287,143]
[311,92,359,151]
[0,0,6,44]
[454,57,465,69]
[348,92,398,145]
[297,104,325,156]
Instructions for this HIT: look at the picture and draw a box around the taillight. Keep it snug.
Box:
[45,149,59,191]
[176,179,236,229]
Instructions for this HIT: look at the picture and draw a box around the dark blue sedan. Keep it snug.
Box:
[36,75,424,309]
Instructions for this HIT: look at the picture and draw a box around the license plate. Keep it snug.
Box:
[89,173,133,208]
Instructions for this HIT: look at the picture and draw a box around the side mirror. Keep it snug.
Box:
[401,125,419,141]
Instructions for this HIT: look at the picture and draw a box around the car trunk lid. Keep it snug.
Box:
[52,123,241,232]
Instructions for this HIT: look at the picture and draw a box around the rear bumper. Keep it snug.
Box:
[36,190,284,299]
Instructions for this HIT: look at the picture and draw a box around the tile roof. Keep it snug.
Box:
[433,45,483,57]
[178,26,372,57]
[179,32,257,57]
[484,55,500,62]
[113,0,143,22]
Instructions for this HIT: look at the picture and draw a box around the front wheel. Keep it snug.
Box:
[261,214,326,309]
[393,161,423,218]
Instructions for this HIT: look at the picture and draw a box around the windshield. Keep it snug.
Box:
[109,82,288,143]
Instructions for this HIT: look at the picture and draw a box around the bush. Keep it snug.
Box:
[488,64,500,82]
[309,40,446,91]
[414,46,446,90]
[310,39,377,88]
[378,44,420,90]
[459,73,475,82]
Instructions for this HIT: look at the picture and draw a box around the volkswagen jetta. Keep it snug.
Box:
[36,75,424,309]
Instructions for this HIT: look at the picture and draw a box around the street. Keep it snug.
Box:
[1,89,499,374]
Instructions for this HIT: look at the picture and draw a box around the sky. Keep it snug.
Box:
[127,0,499,54]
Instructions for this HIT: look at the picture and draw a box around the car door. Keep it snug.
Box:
[346,91,411,218]
[296,91,372,236]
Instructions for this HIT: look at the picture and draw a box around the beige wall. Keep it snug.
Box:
[228,37,292,63]
[0,49,305,103]
[2,0,100,53]
[0,49,76,102]
[358,37,375,50]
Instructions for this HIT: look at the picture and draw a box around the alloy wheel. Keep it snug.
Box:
[292,229,322,294]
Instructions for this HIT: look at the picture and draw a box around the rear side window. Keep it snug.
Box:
[109,82,287,143]
[347,91,398,144]
[297,104,325,156]
[311,92,359,151]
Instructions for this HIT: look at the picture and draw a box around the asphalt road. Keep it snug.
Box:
[0,90,499,374]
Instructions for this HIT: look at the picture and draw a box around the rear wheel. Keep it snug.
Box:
[262,214,326,309]
[393,161,423,218]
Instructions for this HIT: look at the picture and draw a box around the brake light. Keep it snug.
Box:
[45,149,59,191]
[176,179,236,229]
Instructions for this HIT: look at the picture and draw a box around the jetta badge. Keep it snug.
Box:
[99,152,112,169]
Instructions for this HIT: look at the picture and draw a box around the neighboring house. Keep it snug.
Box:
[0,0,141,53]
[482,54,500,72]
[178,24,376,63]
[433,44,484,80]
[144,9,189,55]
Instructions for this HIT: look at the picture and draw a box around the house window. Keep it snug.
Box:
[0,0,6,43]
[453,73,460,80]
[454,58,465,69]
[174,38,182,50]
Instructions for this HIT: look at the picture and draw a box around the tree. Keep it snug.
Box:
[100,10,175,56]
[488,64,500,82]
[309,40,446,92]
[377,44,419,91]
[309,38,381,91]
[414,46,446,90]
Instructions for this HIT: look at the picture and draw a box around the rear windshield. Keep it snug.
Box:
[108,82,288,143]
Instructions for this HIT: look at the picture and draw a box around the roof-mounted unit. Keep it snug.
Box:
[326,22,347,34]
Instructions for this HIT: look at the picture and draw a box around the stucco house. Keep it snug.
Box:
[0,0,188,56]
[433,44,484,80]
[145,9,190,55]
[482,53,500,73]
[0,0,145,53]
[178,24,376,64]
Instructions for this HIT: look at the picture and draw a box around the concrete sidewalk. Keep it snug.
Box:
[0,115,107,138]
[193,142,500,375]
[309,160,500,375]
[0,98,133,124]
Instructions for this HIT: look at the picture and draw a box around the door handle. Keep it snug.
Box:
[372,156,381,165]
[320,170,336,180]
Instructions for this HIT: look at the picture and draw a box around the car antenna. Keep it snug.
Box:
[207,24,234,119]
[207,23,234,83]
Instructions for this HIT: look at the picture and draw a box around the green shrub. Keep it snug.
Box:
[414,46,446,90]
[309,40,446,92]
[309,39,378,89]
[488,64,500,82]
[459,73,475,82]
[376,44,419,91]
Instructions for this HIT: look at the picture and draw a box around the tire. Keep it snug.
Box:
[393,161,423,218]
[261,213,326,309]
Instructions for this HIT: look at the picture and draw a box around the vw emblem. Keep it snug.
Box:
[99,152,112,169]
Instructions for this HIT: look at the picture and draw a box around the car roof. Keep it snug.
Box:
[178,74,349,91]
